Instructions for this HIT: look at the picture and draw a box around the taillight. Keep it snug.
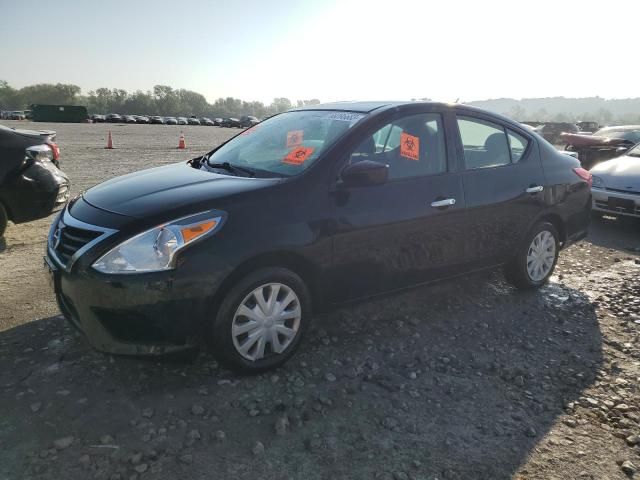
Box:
[47,141,60,161]
[573,167,592,187]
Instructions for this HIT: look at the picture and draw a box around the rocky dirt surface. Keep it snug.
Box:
[1,121,640,480]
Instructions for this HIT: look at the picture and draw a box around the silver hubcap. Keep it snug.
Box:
[231,283,301,361]
[526,230,556,282]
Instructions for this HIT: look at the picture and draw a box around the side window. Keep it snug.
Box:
[457,117,511,170]
[507,129,529,163]
[349,113,447,179]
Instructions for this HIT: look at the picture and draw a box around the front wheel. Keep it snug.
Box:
[209,267,311,373]
[504,222,560,289]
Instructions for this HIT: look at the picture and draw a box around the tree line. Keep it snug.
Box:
[0,80,320,118]
[470,97,640,126]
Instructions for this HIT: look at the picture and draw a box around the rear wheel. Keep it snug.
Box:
[210,267,311,373]
[0,203,7,239]
[505,221,560,289]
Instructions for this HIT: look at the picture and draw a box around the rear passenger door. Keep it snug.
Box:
[454,114,546,264]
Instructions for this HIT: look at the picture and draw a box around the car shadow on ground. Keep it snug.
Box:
[0,271,602,480]
[0,238,6,253]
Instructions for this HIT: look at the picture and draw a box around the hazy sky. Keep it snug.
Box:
[1,0,638,104]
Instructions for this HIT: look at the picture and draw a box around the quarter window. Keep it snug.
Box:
[349,113,447,179]
[507,130,529,163]
[457,117,511,170]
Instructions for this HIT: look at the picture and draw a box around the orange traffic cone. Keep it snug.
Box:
[177,133,186,149]
[105,130,113,149]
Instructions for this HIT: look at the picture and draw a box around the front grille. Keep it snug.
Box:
[595,198,640,216]
[53,223,101,264]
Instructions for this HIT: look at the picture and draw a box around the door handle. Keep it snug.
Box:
[526,185,544,193]
[430,198,456,208]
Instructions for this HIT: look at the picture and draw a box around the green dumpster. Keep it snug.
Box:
[30,104,89,123]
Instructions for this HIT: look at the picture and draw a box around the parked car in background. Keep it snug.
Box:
[150,116,165,124]
[213,118,223,126]
[105,113,122,123]
[177,117,188,125]
[0,124,69,238]
[563,125,640,169]
[91,114,106,123]
[239,115,259,128]
[535,122,579,144]
[44,101,591,372]
[122,115,137,124]
[187,117,201,125]
[200,117,215,126]
[165,117,178,125]
[9,111,26,120]
[221,117,241,128]
[577,121,599,134]
[591,142,640,218]
[135,116,150,124]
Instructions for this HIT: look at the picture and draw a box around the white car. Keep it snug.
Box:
[591,143,640,218]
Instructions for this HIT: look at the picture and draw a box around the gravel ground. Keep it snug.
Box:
[1,121,640,480]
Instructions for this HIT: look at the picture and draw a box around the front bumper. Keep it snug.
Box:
[592,187,640,218]
[46,253,205,355]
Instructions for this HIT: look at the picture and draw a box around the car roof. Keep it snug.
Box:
[289,101,524,129]
[292,101,404,113]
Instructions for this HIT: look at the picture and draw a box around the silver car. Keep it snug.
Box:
[591,143,640,218]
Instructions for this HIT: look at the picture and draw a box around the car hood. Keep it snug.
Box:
[82,162,281,217]
[591,155,640,190]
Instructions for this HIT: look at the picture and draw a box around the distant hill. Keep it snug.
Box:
[467,97,640,125]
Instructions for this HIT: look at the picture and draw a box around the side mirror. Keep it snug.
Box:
[341,160,389,187]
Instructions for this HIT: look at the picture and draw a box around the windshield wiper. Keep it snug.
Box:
[207,161,255,177]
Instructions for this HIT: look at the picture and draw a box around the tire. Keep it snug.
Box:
[504,221,560,289]
[0,203,7,239]
[209,267,312,373]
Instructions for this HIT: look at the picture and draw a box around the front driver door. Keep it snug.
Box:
[327,109,468,303]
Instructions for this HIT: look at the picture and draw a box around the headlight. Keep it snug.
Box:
[92,211,224,274]
[592,175,605,188]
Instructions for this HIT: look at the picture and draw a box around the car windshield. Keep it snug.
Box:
[203,110,365,177]
[595,128,640,143]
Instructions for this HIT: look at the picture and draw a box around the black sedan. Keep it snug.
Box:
[105,113,122,123]
[45,102,591,372]
[239,115,259,128]
[221,117,241,128]
[0,124,69,238]
[149,116,165,125]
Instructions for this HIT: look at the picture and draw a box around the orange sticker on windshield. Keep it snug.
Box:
[283,146,314,166]
[286,130,304,147]
[400,132,420,161]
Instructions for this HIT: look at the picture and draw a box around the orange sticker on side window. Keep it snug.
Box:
[283,146,314,166]
[400,132,420,161]
[286,130,304,147]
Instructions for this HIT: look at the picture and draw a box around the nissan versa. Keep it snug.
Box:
[45,102,592,372]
